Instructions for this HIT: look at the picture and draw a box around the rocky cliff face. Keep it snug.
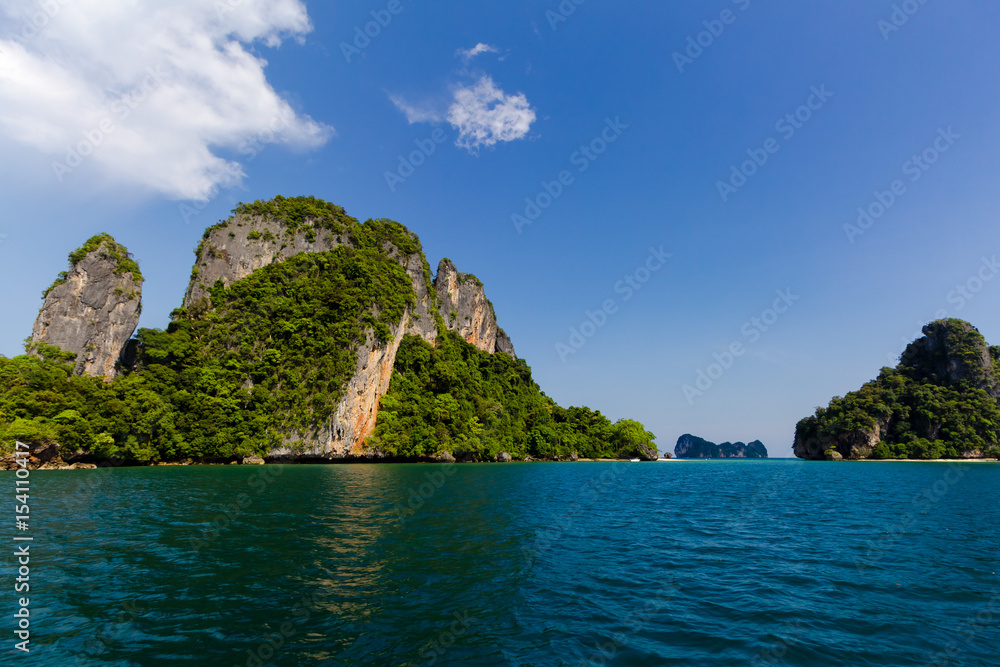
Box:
[392,248,438,345]
[183,212,346,310]
[720,440,768,458]
[29,200,519,460]
[268,308,413,459]
[674,434,768,458]
[270,255,514,459]
[30,234,142,379]
[434,259,516,358]
[793,425,885,461]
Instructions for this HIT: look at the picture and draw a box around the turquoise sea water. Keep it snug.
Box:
[2,460,999,666]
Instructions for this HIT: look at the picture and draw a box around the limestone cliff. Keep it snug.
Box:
[391,247,438,345]
[674,434,768,458]
[268,308,412,459]
[30,234,142,379]
[434,259,516,358]
[182,199,442,347]
[182,200,353,311]
[174,200,516,459]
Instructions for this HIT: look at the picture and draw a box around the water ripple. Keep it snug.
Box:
[2,461,998,665]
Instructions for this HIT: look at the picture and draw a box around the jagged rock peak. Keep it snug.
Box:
[30,233,142,379]
[434,258,516,358]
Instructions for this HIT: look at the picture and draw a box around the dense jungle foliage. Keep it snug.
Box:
[371,331,658,460]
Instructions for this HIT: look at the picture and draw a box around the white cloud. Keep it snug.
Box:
[388,94,443,124]
[447,76,535,152]
[0,0,332,201]
[456,43,498,60]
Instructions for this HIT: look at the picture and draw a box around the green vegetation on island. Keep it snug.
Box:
[1,197,658,464]
[795,319,1000,460]
[43,233,143,298]
[371,330,658,460]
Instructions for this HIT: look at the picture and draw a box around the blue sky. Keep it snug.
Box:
[1,1,999,457]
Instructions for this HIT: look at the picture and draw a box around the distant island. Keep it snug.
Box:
[674,434,768,459]
[0,196,659,468]
[796,319,1000,460]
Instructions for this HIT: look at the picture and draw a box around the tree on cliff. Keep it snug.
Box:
[611,419,658,459]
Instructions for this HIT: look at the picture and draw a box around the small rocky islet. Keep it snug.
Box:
[673,434,768,459]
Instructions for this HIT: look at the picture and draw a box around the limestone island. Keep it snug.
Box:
[795,319,1000,461]
[674,434,768,459]
[0,196,659,469]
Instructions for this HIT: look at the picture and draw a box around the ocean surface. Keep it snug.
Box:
[2,460,999,666]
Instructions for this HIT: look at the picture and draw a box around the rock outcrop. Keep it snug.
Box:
[183,208,348,311]
[674,434,768,459]
[268,308,413,459]
[434,259,516,358]
[900,319,1000,399]
[30,234,142,379]
[794,319,1000,460]
[392,247,438,345]
[177,202,515,459]
[793,423,886,461]
[181,208,506,358]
